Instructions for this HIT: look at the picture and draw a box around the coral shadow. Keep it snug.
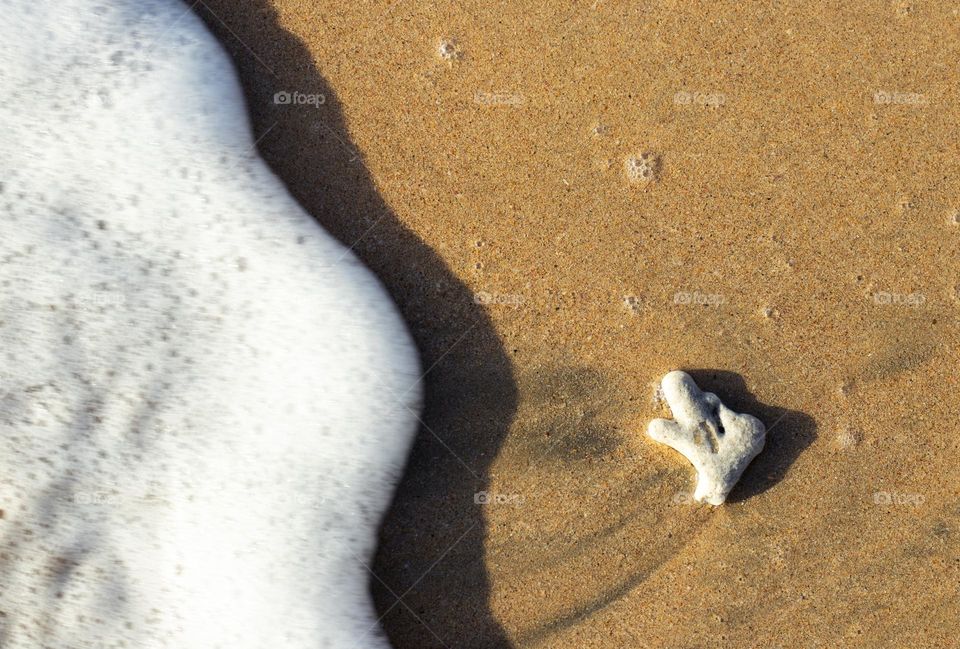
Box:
[682,369,816,503]
[194,4,516,648]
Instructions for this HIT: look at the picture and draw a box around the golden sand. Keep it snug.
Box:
[198,2,958,646]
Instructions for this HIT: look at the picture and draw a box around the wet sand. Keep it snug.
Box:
[198,2,958,647]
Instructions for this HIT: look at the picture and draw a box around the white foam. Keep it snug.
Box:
[0,1,420,646]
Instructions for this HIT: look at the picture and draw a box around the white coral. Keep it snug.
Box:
[648,371,766,505]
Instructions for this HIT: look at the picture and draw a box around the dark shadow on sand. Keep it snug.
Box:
[682,369,816,503]
[194,4,516,648]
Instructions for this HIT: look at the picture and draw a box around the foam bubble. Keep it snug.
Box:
[623,294,642,314]
[437,38,463,61]
[624,152,659,182]
[835,427,863,449]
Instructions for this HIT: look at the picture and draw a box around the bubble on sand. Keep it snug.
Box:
[895,196,916,213]
[948,209,960,225]
[623,294,642,314]
[624,152,659,183]
[437,38,462,61]
[760,306,780,320]
[835,427,863,449]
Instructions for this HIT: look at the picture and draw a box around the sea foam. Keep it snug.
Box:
[0,1,420,647]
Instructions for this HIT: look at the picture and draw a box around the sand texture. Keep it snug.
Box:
[196,2,959,647]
